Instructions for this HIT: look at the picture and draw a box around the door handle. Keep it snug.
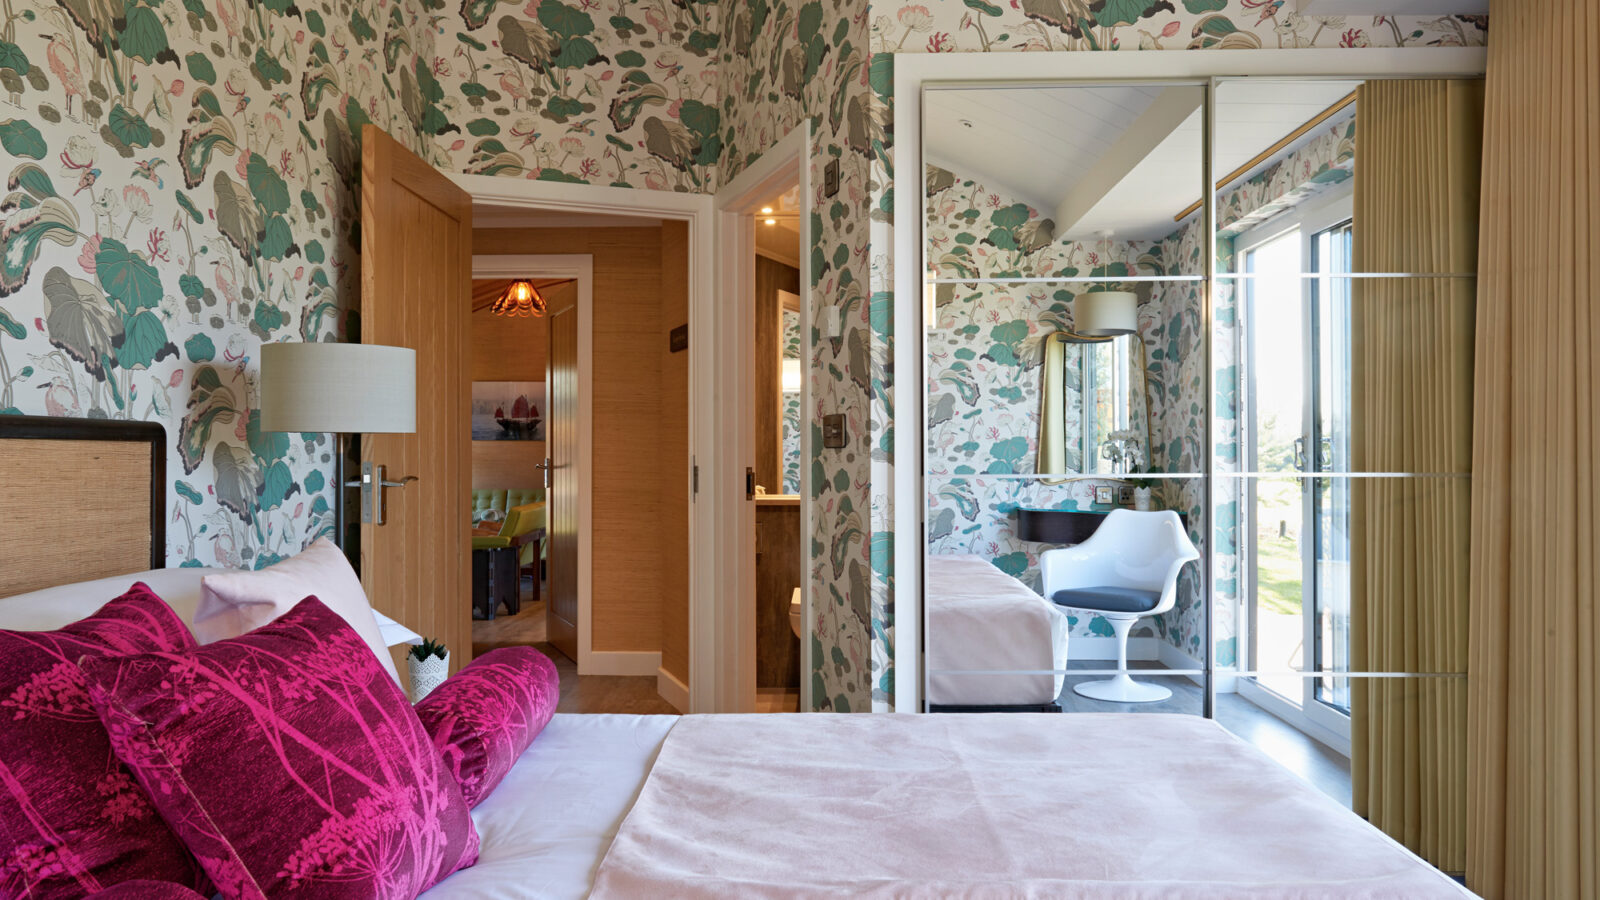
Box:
[361,462,417,526]
[534,458,554,489]
[746,467,755,501]
[1293,437,1307,470]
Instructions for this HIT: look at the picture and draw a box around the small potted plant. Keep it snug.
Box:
[408,638,449,701]
[1126,475,1157,511]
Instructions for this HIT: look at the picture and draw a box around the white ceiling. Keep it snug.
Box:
[926,80,1361,242]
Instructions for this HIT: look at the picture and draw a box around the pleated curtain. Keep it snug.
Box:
[1349,78,1482,876]
[1468,3,1600,897]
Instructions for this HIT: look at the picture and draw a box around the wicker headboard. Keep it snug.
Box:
[0,415,166,598]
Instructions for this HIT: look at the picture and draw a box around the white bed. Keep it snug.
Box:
[1,568,1472,899]
[925,554,1070,708]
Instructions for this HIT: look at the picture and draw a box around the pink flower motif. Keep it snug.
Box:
[927,31,952,52]
[600,70,614,81]
[1161,20,1181,38]
[168,79,186,96]
[666,98,683,118]
[169,369,184,388]
[450,139,466,151]
[78,234,103,274]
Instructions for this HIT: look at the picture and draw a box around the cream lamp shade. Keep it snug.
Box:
[1074,290,1138,337]
[260,343,417,434]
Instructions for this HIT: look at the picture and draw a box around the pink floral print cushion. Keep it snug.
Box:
[0,584,210,899]
[414,647,560,807]
[79,597,479,900]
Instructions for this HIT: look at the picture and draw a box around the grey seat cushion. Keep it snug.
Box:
[1052,586,1162,614]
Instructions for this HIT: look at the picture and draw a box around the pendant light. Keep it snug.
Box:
[1075,232,1137,337]
[492,280,546,318]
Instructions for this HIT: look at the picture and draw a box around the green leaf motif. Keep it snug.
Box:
[174,480,204,505]
[305,10,326,36]
[0,120,45,159]
[466,117,500,136]
[461,0,504,29]
[0,308,24,339]
[95,239,163,310]
[350,11,377,42]
[115,310,176,369]
[118,3,174,64]
[964,0,1004,15]
[185,52,216,85]
[615,50,645,68]
[259,215,296,260]
[539,0,595,39]
[108,104,154,149]
[678,99,719,141]
[252,47,289,87]
[247,409,291,463]
[1182,0,1226,10]
[184,332,214,362]
[246,153,290,215]
[551,37,600,69]
[0,41,30,76]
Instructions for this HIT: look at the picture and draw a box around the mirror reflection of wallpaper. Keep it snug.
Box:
[925,162,1207,655]
[781,309,802,494]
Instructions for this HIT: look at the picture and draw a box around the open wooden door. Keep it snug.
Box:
[360,126,473,673]
[545,286,579,662]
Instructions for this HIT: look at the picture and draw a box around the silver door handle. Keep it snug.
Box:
[361,462,416,526]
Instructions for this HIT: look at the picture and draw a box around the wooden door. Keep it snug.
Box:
[359,126,473,673]
[546,289,579,662]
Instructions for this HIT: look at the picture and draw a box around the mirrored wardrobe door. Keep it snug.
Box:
[922,82,1209,720]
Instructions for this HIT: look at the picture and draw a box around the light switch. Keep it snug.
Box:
[821,414,847,449]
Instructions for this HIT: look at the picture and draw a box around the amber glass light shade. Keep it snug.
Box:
[492,280,546,317]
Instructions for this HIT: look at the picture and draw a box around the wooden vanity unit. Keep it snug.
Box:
[756,495,802,689]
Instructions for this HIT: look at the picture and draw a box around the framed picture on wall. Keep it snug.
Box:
[472,381,545,441]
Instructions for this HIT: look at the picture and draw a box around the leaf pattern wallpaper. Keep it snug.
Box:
[781,307,801,494]
[0,0,1477,713]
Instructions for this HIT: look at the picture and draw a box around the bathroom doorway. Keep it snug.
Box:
[751,183,804,713]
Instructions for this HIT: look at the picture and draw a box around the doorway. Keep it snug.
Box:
[1236,188,1355,751]
[751,183,803,713]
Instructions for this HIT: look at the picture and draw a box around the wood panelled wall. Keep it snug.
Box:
[473,228,687,665]
[659,222,690,684]
[470,281,548,490]
[754,256,799,492]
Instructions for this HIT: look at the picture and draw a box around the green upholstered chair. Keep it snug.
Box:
[471,488,544,523]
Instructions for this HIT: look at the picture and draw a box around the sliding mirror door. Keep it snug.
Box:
[1212,77,1479,875]
[922,82,1208,718]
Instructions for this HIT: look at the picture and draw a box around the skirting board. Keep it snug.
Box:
[1069,637,1239,694]
[586,650,662,677]
[656,667,690,713]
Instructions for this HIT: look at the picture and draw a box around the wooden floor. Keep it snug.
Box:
[472,578,680,715]
[1056,660,1353,806]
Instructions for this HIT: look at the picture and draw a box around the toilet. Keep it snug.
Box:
[789,587,802,639]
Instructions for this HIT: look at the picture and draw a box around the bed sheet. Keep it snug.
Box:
[423,713,678,899]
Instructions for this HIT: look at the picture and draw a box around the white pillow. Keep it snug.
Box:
[0,566,227,633]
[197,538,402,686]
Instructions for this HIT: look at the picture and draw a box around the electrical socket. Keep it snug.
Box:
[824,159,841,197]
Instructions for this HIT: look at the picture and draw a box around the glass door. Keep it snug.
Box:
[1238,191,1354,743]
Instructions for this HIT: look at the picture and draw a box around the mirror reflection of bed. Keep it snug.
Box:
[922,76,1480,817]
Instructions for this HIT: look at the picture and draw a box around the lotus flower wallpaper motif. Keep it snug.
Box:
[0,0,1481,713]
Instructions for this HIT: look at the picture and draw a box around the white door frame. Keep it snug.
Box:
[893,47,1488,714]
[454,175,721,711]
[711,123,813,714]
[469,254,601,670]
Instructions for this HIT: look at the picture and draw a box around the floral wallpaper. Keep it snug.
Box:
[720,0,879,711]
[922,160,1213,654]
[861,4,1481,708]
[0,0,430,570]
[419,0,724,191]
[781,307,801,494]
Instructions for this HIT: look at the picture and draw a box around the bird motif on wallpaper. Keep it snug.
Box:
[42,33,83,119]
[38,376,79,417]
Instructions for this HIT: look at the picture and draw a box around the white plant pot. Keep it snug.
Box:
[1133,487,1154,511]
[409,651,449,702]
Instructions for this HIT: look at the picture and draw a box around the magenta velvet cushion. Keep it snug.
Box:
[414,647,560,807]
[85,880,213,899]
[0,584,210,899]
[79,597,479,900]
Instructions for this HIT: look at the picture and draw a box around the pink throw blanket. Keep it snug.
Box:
[590,713,1470,899]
